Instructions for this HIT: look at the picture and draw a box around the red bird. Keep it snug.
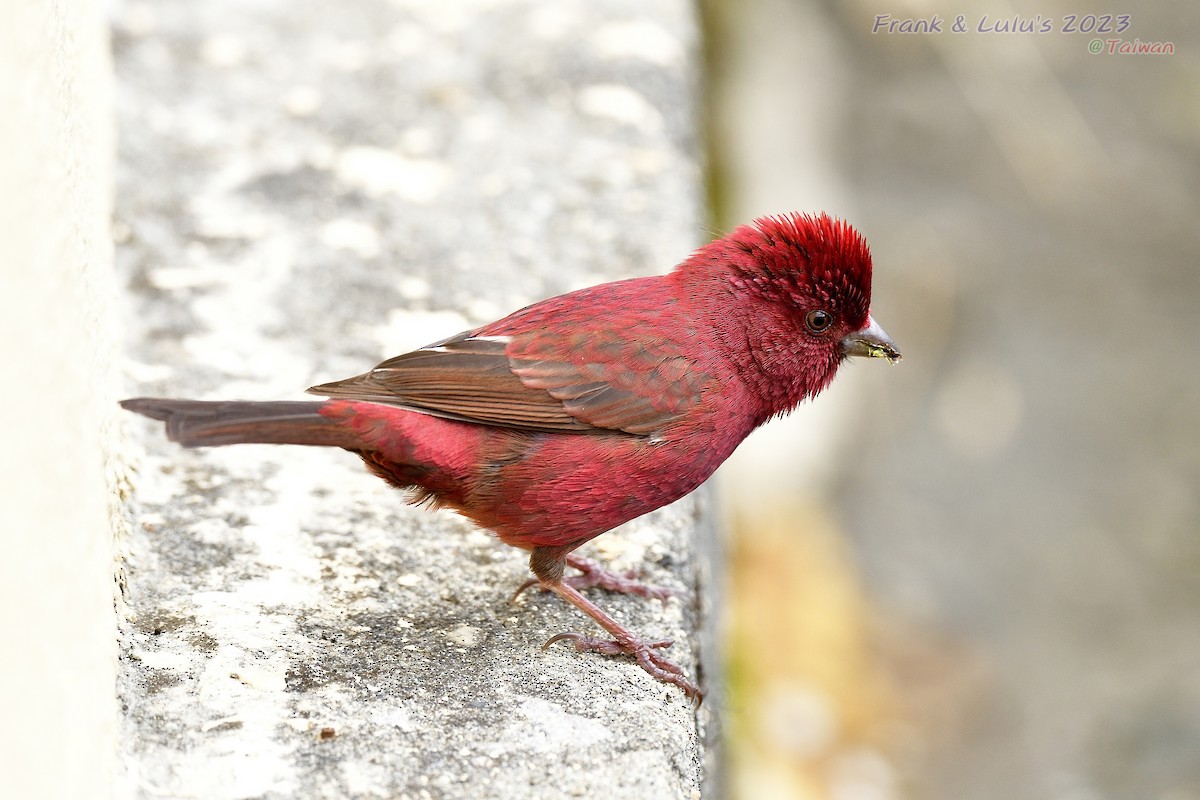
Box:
[122,212,900,701]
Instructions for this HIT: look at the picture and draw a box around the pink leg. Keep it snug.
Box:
[524,546,702,702]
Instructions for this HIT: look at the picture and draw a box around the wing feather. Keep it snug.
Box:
[308,327,708,435]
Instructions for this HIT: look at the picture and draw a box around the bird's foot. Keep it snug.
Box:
[526,546,703,702]
[512,553,676,602]
[544,631,702,702]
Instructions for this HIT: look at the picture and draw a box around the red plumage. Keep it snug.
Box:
[122,212,900,701]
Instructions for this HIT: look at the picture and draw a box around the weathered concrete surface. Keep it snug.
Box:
[0,2,118,798]
[114,0,712,797]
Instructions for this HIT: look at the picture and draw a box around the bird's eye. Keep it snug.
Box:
[805,310,833,333]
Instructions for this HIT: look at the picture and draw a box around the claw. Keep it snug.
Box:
[510,578,540,602]
[542,631,581,651]
[543,631,623,655]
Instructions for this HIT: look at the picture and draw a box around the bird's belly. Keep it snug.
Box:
[466,422,747,550]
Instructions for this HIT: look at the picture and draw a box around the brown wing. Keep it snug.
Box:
[505,328,706,434]
[307,329,707,436]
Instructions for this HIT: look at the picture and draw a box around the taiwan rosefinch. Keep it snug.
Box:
[122,212,901,701]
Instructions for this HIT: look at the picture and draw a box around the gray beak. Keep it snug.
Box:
[841,315,902,363]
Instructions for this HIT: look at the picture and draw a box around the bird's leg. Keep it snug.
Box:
[527,546,702,702]
[512,552,676,601]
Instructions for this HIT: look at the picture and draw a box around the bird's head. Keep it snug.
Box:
[679,212,900,415]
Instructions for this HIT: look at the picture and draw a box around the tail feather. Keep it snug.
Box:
[120,398,360,449]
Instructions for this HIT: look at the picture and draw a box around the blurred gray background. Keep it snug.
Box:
[707,0,1200,798]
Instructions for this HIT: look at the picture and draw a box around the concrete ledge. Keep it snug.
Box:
[115,1,713,796]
